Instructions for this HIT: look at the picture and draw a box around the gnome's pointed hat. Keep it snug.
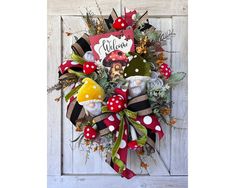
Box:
[77,78,105,105]
[123,54,151,81]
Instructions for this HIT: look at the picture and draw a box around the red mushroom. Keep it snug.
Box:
[127,125,141,150]
[103,50,129,80]
[107,95,126,113]
[84,126,97,140]
[113,17,128,30]
[83,62,97,75]
[103,50,129,65]
[124,8,137,26]
[59,60,83,74]
[159,63,171,79]
[128,140,140,150]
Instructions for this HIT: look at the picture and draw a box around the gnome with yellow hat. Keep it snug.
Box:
[77,78,105,117]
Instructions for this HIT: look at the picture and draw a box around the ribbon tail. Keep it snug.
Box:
[106,150,136,179]
[111,114,126,173]
[121,168,136,179]
[106,115,136,179]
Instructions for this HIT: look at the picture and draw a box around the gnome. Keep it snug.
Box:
[123,54,152,98]
[77,78,105,117]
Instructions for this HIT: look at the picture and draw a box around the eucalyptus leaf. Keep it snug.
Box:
[167,72,186,85]
[147,31,160,42]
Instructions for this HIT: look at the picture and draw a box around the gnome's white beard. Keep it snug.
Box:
[129,83,146,98]
[127,76,150,98]
[83,102,102,117]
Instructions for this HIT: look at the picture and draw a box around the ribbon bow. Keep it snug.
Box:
[101,88,163,179]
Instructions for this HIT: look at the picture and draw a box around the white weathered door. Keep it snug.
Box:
[48,0,188,187]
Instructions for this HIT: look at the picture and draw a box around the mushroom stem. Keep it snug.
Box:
[130,125,137,140]
[92,124,97,130]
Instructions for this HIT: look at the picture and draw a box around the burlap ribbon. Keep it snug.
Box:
[71,33,91,57]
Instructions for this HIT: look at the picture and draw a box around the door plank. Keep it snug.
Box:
[48,0,121,16]
[170,128,188,175]
[170,16,188,175]
[171,16,188,129]
[122,0,187,16]
[149,18,173,170]
[61,16,79,174]
[48,175,188,188]
[47,16,62,176]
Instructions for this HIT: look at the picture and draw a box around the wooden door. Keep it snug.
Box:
[48,0,188,187]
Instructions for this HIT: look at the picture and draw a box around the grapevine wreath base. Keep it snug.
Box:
[49,7,186,179]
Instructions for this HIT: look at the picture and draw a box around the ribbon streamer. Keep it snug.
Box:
[71,33,91,57]
[66,97,86,126]
[104,8,118,30]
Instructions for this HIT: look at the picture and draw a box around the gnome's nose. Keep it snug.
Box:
[88,102,95,108]
[135,79,142,86]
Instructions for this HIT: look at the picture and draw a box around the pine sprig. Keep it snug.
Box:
[159,29,175,41]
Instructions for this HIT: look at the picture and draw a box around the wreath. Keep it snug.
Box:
[48,7,186,179]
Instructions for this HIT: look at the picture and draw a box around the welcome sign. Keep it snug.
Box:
[89,29,135,61]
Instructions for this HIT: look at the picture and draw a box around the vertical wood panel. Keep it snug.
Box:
[171,16,188,129]
[149,18,173,171]
[170,16,188,175]
[171,128,188,175]
[61,16,76,174]
[47,16,62,175]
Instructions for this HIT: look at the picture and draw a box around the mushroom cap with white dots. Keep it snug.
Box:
[77,78,105,105]
[123,53,151,79]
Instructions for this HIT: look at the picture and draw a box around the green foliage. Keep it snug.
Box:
[167,72,186,86]
[94,67,109,89]
[94,66,127,98]
[147,82,172,123]
[146,30,160,42]
[134,29,143,41]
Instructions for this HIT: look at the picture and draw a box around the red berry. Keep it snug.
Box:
[113,17,128,30]
[127,140,140,150]
[83,62,97,75]
[159,63,171,79]
[107,95,126,113]
[84,126,97,140]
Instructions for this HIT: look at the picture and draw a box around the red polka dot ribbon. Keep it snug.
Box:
[101,88,164,179]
